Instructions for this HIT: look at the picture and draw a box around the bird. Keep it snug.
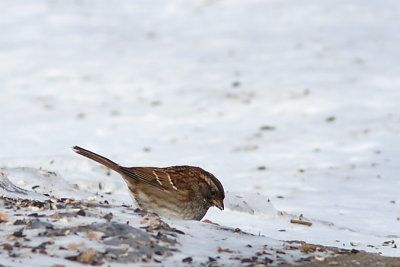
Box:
[72,146,225,220]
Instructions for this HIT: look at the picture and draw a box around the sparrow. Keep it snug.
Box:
[72,146,224,220]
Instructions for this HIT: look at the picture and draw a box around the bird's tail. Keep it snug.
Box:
[72,146,121,173]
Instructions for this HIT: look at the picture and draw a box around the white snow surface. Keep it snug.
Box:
[0,0,399,263]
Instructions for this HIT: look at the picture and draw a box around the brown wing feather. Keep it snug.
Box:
[119,167,164,190]
[161,166,198,191]
[121,167,196,192]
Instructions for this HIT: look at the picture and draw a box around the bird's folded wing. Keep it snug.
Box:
[119,167,177,191]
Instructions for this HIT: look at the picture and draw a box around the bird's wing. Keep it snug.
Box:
[119,167,179,191]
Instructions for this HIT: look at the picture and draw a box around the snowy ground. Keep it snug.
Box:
[1,0,399,265]
[1,169,354,266]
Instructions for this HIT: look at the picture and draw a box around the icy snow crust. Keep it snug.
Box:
[0,0,399,265]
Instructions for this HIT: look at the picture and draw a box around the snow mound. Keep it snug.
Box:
[1,167,93,200]
[225,192,279,218]
[0,171,47,201]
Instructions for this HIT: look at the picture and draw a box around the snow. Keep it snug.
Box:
[1,0,399,264]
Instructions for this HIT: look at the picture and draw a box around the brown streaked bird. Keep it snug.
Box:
[72,146,225,220]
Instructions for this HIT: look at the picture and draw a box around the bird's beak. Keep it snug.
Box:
[212,199,224,210]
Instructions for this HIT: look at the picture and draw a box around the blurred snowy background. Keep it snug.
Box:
[0,0,399,257]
